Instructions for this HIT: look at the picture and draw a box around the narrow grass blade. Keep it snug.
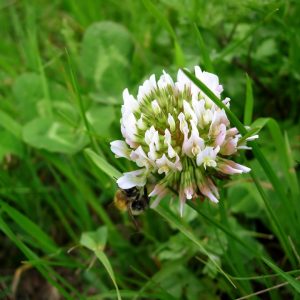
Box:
[0,215,74,299]
[251,117,300,202]
[214,9,278,62]
[244,74,254,125]
[186,201,300,293]
[142,0,185,67]
[193,24,214,72]
[0,201,59,254]
[84,148,121,180]
[65,49,103,155]
[154,205,236,287]
[80,227,121,300]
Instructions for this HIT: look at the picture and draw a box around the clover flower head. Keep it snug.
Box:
[111,66,257,215]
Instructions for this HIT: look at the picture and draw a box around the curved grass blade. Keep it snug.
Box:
[84,148,121,180]
[193,24,214,73]
[80,227,121,300]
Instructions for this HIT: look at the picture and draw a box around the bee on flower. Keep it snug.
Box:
[110,66,258,216]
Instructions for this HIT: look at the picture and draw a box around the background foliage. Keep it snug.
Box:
[0,0,299,299]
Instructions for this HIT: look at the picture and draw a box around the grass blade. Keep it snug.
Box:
[80,227,122,300]
[0,201,59,254]
[84,148,121,180]
[244,74,254,125]
[142,0,185,67]
[0,215,75,299]
[193,24,214,72]
[186,201,300,293]
[214,9,278,62]
[154,204,236,287]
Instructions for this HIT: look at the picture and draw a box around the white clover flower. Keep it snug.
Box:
[111,66,258,215]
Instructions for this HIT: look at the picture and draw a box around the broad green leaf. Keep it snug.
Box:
[81,21,133,100]
[253,38,277,60]
[13,73,70,121]
[22,117,88,154]
[84,148,121,180]
[86,105,116,138]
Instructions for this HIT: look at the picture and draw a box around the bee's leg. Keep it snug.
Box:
[127,206,140,231]
[144,186,150,206]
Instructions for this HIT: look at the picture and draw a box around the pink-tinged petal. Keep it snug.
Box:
[149,184,168,208]
[195,66,223,97]
[110,140,130,158]
[207,178,219,199]
[199,184,219,203]
[217,159,251,174]
[227,127,239,136]
[220,136,238,155]
[214,123,227,147]
[117,169,147,189]
[179,189,187,217]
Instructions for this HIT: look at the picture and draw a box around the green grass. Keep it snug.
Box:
[0,0,300,299]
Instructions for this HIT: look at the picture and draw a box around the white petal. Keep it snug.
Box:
[246,134,259,141]
[151,99,161,114]
[110,140,130,158]
[122,88,139,117]
[130,146,150,168]
[117,169,147,189]
[157,70,174,89]
[167,113,176,131]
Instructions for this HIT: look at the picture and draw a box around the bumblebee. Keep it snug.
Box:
[114,186,149,216]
